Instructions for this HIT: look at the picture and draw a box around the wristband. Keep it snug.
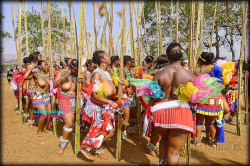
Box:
[108,100,114,105]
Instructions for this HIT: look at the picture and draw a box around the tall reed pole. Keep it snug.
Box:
[170,0,173,42]
[198,1,204,56]
[47,1,57,136]
[158,1,163,54]
[40,2,46,59]
[116,1,126,161]
[68,1,74,59]
[108,0,114,56]
[82,2,90,59]
[62,2,67,59]
[237,1,247,136]
[10,1,19,58]
[23,1,29,56]
[129,2,136,63]
[17,1,23,124]
[175,0,179,42]
[93,0,97,50]
[142,3,149,56]
[194,2,202,68]
[72,3,81,155]
[99,4,111,50]
[188,1,195,73]
[244,2,248,125]
[155,1,160,57]
[209,1,217,53]
[55,3,61,62]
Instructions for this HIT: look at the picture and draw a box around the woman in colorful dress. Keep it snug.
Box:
[23,60,51,137]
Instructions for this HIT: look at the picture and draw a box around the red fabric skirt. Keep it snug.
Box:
[152,107,194,133]
[57,89,76,114]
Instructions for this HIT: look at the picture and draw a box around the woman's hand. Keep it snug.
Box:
[118,80,125,86]
[77,77,84,84]
[112,102,118,109]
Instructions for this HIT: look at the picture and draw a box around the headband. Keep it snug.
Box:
[200,57,207,62]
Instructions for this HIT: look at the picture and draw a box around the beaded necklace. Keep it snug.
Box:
[34,71,50,80]
[124,68,133,79]
[93,68,112,81]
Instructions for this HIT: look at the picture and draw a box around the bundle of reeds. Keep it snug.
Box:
[116,1,126,161]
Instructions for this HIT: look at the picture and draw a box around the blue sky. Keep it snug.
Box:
[1,1,245,61]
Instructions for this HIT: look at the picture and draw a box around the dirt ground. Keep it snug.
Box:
[1,78,249,165]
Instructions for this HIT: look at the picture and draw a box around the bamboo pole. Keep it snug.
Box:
[244,2,248,125]
[79,1,84,58]
[40,2,46,59]
[62,2,67,59]
[209,1,217,53]
[194,2,202,68]
[134,1,143,137]
[188,0,195,72]
[186,134,191,164]
[142,3,149,56]
[71,2,77,59]
[125,26,130,53]
[133,2,141,66]
[93,0,97,50]
[82,2,90,59]
[139,1,143,64]
[99,4,111,50]
[116,1,126,161]
[10,1,19,57]
[237,2,247,136]
[155,1,160,57]
[17,1,23,124]
[108,1,113,56]
[68,1,74,59]
[170,0,173,42]
[55,2,61,62]
[90,29,95,57]
[129,2,136,66]
[158,1,163,54]
[48,2,57,137]
[23,1,29,56]
[198,1,204,57]
[175,0,179,42]
[72,3,81,155]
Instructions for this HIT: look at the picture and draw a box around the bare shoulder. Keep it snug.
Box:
[90,71,101,83]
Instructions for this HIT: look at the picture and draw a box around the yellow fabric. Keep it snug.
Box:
[142,74,154,80]
[197,65,214,74]
[220,61,235,85]
[124,80,129,87]
[196,110,220,116]
[218,99,224,120]
[174,82,198,104]
[96,83,107,98]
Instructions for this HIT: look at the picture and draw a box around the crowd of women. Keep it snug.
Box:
[9,42,247,165]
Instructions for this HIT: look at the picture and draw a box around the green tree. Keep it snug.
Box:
[14,3,70,58]
[142,1,243,60]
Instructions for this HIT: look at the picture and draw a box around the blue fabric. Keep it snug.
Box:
[196,106,222,114]
[146,81,165,99]
[230,102,237,113]
[122,101,130,107]
[211,64,224,84]
[216,118,225,143]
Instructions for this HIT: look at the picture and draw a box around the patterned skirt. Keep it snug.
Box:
[57,90,76,114]
[143,100,194,136]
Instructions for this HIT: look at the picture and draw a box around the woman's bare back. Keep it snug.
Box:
[154,64,195,101]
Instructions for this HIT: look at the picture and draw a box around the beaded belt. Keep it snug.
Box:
[60,90,76,98]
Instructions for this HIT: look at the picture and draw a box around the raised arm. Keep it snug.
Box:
[23,64,36,80]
